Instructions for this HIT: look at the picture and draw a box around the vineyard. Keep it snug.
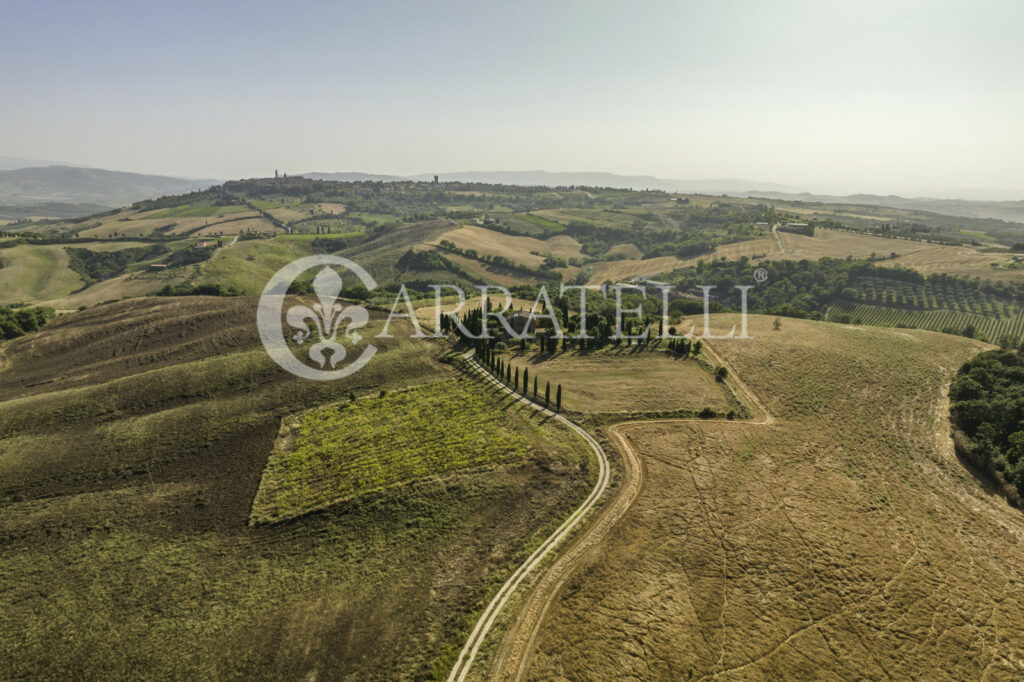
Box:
[827,302,1024,342]
[672,257,1024,344]
[846,275,1020,317]
[250,378,566,523]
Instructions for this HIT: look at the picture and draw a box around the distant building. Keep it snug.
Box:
[785,222,808,228]
[193,241,213,249]
[149,263,168,270]
[634,276,672,289]
[754,221,770,229]
[433,175,439,184]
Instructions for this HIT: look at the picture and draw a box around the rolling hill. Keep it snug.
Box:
[0,296,594,678]
[0,166,217,212]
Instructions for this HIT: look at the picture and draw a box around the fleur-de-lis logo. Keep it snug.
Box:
[286,267,369,368]
[257,255,378,381]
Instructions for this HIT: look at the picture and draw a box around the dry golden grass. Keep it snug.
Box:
[425,248,534,287]
[587,255,689,285]
[524,316,1024,680]
[266,207,310,223]
[411,297,538,331]
[429,225,584,268]
[76,212,268,238]
[604,243,643,259]
[316,202,347,215]
[884,245,1021,282]
[768,227,1018,282]
[500,346,738,415]
[193,217,280,236]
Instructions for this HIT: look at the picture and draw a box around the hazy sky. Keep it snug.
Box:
[2,0,1022,197]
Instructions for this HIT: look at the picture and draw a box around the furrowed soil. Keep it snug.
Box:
[521,315,1024,680]
[0,296,593,679]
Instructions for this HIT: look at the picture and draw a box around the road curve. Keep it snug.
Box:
[446,354,613,682]
[450,344,775,681]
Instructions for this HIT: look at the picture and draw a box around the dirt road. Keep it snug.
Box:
[446,355,612,682]
[448,344,775,680]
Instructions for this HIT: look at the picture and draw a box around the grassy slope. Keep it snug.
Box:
[498,345,738,415]
[0,297,593,679]
[527,315,1024,680]
[0,241,159,306]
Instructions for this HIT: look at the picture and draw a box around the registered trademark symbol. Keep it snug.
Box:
[754,267,768,283]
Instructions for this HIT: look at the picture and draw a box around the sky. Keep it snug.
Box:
[1,0,1022,198]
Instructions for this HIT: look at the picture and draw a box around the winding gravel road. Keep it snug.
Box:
[448,344,774,681]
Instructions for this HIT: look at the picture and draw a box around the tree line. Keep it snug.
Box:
[950,347,1024,508]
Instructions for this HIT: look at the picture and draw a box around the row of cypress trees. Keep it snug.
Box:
[478,344,562,412]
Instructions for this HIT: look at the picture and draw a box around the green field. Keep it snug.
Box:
[193,237,316,294]
[142,204,251,219]
[251,378,585,523]
[0,241,159,305]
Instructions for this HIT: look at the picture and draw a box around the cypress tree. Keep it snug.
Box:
[545,381,550,407]
[533,376,538,398]
[523,368,529,393]
[514,367,520,390]
[556,384,562,412]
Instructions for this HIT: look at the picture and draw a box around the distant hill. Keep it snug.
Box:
[300,171,406,182]
[743,190,1024,225]
[411,170,803,195]
[0,202,111,220]
[0,166,217,213]
[0,156,88,171]
[300,169,802,194]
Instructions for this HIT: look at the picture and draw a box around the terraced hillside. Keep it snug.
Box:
[517,315,1024,680]
[0,296,593,679]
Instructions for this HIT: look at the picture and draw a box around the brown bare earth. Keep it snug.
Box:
[515,315,1024,680]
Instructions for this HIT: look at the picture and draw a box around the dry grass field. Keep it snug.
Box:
[316,202,346,215]
[430,224,584,268]
[587,255,690,284]
[521,315,1024,680]
[75,211,266,238]
[500,345,739,415]
[265,206,311,223]
[772,227,1018,281]
[0,297,593,679]
[885,245,1021,282]
[425,248,543,287]
[604,243,643,259]
[411,297,538,331]
[192,216,280,236]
